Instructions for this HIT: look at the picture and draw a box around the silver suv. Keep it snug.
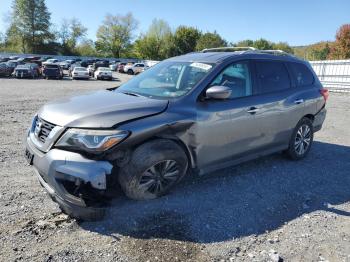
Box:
[25,48,328,220]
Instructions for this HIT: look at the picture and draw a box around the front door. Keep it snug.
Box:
[194,60,265,170]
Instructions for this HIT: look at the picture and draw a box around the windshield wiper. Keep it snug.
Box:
[121,91,142,97]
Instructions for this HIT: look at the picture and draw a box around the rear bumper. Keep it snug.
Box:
[26,136,113,220]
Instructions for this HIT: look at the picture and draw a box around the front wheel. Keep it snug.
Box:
[118,139,188,200]
[286,117,314,160]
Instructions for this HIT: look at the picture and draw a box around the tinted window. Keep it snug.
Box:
[256,61,290,93]
[210,61,252,99]
[289,62,314,87]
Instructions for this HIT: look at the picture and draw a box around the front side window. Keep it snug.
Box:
[117,61,213,98]
[256,61,291,93]
[289,62,314,87]
[209,61,252,99]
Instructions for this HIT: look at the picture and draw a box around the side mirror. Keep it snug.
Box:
[206,85,232,100]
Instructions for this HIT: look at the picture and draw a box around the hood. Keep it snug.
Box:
[38,90,168,128]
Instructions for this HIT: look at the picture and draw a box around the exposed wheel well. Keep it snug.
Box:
[303,114,315,122]
[131,136,194,170]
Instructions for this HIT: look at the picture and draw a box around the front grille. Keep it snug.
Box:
[35,117,56,143]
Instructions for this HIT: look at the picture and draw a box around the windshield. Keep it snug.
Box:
[99,67,110,71]
[116,61,213,98]
[45,64,59,69]
[74,67,86,71]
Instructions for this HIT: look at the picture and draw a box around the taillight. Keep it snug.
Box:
[320,88,329,102]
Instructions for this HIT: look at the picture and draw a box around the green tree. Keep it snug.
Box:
[0,32,5,51]
[75,39,97,57]
[172,26,201,56]
[195,31,227,51]
[272,42,294,54]
[233,39,254,47]
[58,18,87,55]
[253,38,273,50]
[96,13,138,58]
[134,19,173,60]
[8,0,53,53]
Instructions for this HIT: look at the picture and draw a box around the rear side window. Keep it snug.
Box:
[289,62,314,87]
[256,61,291,93]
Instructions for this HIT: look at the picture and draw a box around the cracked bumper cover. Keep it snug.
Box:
[26,136,113,220]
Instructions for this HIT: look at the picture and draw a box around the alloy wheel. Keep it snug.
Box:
[294,124,311,155]
[138,160,180,194]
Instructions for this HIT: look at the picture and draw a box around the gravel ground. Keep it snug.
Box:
[0,74,349,262]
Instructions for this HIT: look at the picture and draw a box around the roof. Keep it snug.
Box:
[168,50,305,64]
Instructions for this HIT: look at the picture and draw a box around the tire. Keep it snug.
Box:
[127,69,134,75]
[285,117,314,160]
[118,139,188,200]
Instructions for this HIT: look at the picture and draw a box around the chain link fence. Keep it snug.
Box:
[310,59,350,92]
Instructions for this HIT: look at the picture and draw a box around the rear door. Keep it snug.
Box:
[252,59,305,148]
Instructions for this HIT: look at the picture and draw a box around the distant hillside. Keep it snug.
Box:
[293,42,333,61]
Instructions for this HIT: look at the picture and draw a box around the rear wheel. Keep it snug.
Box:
[127,69,134,75]
[118,139,188,200]
[286,117,314,160]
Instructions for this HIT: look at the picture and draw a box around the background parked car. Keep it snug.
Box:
[59,61,72,70]
[72,66,90,80]
[0,62,12,77]
[117,62,127,73]
[109,62,118,71]
[68,63,82,77]
[122,62,136,74]
[87,65,95,76]
[94,67,112,80]
[6,61,19,74]
[25,63,41,76]
[124,62,148,75]
[42,63,63,79]
[0,57,10,63]
[43,59,59,65]
[94,60,109,70]
[13,64,39,79]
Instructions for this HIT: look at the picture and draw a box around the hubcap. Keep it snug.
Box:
[294,124,311,155]
[138,160,180,194]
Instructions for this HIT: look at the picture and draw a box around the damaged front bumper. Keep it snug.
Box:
[25,137,113,220]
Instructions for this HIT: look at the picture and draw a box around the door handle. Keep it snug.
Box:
[247,107,259,114]
[294,99,304,104]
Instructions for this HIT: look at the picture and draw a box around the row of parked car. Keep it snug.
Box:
[0,55,157,80]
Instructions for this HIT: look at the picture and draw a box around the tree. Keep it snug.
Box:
[253,38,273,50]
[195,31,227,51]
[329,24,350,59]
[134,19,173,60]
[232,39,293,53]
[233,39,254,47]
[58,18,87,55]
[75,39,97,57]
[172,26,201,56]
[272,42,294,54]
[0,32,5,51]
[8,0,53,53]
[96,13,138,58]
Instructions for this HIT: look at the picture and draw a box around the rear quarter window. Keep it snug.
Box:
[289,62,314,87]
[255,60,291,94]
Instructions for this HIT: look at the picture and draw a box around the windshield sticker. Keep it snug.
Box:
[190,62,212,71]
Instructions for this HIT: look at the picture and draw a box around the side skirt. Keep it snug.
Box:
[198,145,288,176]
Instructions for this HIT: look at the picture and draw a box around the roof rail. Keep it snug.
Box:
[253,49,292,56]
[201,46,256,53]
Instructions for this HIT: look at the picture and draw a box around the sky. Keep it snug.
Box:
[0,0,349,46]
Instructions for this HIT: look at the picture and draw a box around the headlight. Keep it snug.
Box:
[55,129,129,153]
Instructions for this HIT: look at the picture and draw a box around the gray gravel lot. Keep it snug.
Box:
[0,74,349,262]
